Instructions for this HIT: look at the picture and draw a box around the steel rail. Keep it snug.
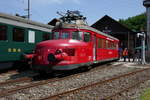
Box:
[41,67,150,100]
[0,62,120,98]
[0,78,59,98]
[104,78,150,99]
[0,77,32,86]
[0,70,18,76]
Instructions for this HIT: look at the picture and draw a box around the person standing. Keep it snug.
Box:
[122,48,128,62]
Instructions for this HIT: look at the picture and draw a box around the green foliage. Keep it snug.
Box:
[118,13,146,32]
[140,88,150,100]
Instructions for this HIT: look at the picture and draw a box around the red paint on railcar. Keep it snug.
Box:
[32,27,119,72]
[31,11,119,73]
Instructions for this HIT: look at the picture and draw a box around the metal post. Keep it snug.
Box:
[142,32,146,64]
[137,32,146,64]
[143,0,150,63]
[28,0,30,19]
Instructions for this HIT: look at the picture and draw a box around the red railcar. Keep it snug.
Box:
[31,11,119,73]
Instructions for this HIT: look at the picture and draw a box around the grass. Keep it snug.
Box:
[140,88,150,100]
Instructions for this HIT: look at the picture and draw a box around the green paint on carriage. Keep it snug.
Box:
[0,13,53,69]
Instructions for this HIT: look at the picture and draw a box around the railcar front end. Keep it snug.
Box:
[33,39,93,73]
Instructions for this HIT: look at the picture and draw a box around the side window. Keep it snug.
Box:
[72,31,82,40]
[114,43,117,49]
[111,42,114,49]
[62,32,69,39]
[84,32,91,42]
[28,30,35,43]
[106,40,108,49]
[102,39,106,48]
[0,25,7,41]
[13,28,24,42]
[43,33,50,41]
[107,40,112,49]
[97,38,102,48]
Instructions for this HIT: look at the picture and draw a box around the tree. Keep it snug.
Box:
[118,13,146,32]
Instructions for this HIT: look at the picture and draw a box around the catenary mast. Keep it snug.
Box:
[143,0,150,62]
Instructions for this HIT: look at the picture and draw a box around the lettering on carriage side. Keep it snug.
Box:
[8,48,11,52]
[13,48,16,52]
[18,48,21,52]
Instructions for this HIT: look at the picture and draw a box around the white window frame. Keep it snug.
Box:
[28,30,35,43]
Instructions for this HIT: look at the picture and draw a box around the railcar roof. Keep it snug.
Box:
[54,23,119,41]
[0,13,53,31]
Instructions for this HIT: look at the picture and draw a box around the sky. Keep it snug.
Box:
[0,0,146,25]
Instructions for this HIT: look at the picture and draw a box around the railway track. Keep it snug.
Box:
[40,67,150,100]
[0,70,18,77]
[0,77,32,86]
[104,78,150,100]
[0,62,123,99]
[0,70,19,83]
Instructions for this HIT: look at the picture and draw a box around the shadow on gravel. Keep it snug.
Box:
[0,68,15,74]
[91,60,114,68]
[32,69,84,81]
[9,69,37,80]
[8,60,116,81]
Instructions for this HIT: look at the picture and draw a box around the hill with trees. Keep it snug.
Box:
[118,13,146,32]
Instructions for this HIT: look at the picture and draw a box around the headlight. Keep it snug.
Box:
[55,49,63,54]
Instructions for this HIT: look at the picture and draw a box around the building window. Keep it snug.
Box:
[84,32,91,42]
[0,25,7,40]
[43,33,50,41]
[13,28,24,42]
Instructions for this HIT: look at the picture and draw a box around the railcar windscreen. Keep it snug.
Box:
[53,32,59,39]
[62,32,70,39]
[72,31,82,40]
[84,32,91,42]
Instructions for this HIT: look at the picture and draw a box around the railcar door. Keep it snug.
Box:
[93,35,97,61]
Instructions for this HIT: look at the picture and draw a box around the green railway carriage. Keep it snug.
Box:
[0,13,53,69]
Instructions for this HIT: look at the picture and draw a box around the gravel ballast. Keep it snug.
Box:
[1,62,145,100]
